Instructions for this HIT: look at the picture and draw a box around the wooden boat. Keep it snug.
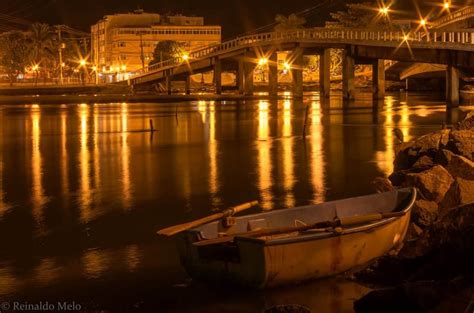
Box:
[178,188,416,288]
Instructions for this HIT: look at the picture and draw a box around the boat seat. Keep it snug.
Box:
[247,219,267,231]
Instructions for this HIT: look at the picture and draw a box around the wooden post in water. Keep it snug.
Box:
[149,119,154,132]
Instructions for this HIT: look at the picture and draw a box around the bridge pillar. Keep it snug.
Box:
[185,76,191,95]
[319,49,331,98]
[237,59,245,94]
[214,59,222,95]
[342,50,355,100]
[372,59,385,100]
[165,75,172,95]
[446,65,460,107]
[243,62,255,96]
[292,48,304,97]
[268,53,278,97]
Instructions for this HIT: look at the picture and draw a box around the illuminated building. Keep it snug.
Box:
[91,9,221,81]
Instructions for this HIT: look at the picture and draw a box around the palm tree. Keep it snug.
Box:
[28,23,54,85]
[274,14,307,31]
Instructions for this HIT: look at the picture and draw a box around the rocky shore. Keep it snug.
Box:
[355,112,474,312]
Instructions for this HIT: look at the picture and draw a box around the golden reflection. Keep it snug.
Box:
[0,110,4,217]
[79,104,92,222]
[198,100,207,124]
[93,105,101,202]
[282,100,295,208]
[310,101,326,203]
[257,100,273,210]
[31,106,46,233]
[376,96,395,176]
[34,258,59,285]
[60,110,69,201]
[81,249,109,279]
[125,244,141,272]
[208,101,221,207]
[121,103,132,209]
[399,103,411,142]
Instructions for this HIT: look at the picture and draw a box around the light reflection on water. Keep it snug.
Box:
[0,93,471,312]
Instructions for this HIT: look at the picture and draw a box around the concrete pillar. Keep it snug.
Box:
[342,50,355,100]
[165,75,172,95]
[268,53,278,97]
[243,62,255,96]
[214,59,222,95]
[237,59,245,94]
[319,49,331,98]
[446,65,460,107]
[292,47,304,97]
[372,59,385,100]
[185,75,191,95]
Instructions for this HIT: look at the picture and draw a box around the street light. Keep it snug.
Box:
[379,6,389,15]
[443,2,450,9]
[79,59,87,67]
[182,53,189,61]
[420,19,427,26]
[258,58,268,66]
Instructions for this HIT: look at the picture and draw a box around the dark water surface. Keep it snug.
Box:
[0,91,472,312]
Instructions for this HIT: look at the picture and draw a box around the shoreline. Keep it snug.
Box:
[0,93,283,105]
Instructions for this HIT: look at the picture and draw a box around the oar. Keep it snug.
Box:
[194,211,407,247]
[157,200,259,236]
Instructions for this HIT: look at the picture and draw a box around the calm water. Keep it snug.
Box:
[0,91,471,312]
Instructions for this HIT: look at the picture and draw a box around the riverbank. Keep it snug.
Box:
[355,112,474,312]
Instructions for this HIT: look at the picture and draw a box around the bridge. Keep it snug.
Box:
[128,9,474,106]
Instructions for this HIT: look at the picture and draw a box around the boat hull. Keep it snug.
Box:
[179,188,415,288]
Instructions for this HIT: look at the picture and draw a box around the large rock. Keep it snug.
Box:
[445,130,474,161]
[445,154,474,180]
[405,165,454,203]
[411,155,434,171]
[412,200,438,227]
[394,130,450,171]
[434,149,456,167]
[455,110,474,130]
[440,177,474,212]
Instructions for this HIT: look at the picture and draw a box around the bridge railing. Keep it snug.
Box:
[129,28,474,80]
[430,6,474,29]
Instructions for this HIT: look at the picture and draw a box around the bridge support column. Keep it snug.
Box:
[342,50,355,100]
[372,59,385,100]
[214,59,222,95]
[268,53,278,97]
[165,75,172,95]
[292,48,304,97]
[237,60,245,94]
[185,76,191,95]
[243,62,255,96]
[319,49,331,98]
[446,65,460,107]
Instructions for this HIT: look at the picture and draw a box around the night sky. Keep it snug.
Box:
[0,0,472,38]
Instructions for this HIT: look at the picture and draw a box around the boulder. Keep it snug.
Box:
[434,149,456,167]
[445,154,474,180]
[394,130,450,171]
[445,130,474,161]
[455,110,474,130]
[412,200,438,227]
[372,177,394,193]
[440,177,474,212]
[405,165,454,203]
[411,155,434,170]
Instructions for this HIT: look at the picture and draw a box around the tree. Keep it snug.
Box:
[28,23,54,85]
[0,31,30,86]
[330,2,392,29]
[274,14,306,31]
[150,41,183,66]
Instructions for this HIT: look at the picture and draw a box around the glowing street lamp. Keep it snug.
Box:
[182,53,190,61]
[32,64,39,71]
[443,2,450,9]
[258,58,268,66]
[79,59,87,67]
[121,65,127,72]
[379,6,389,15]
[420,19,427,26]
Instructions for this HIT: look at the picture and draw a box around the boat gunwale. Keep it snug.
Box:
[235,187,417,246]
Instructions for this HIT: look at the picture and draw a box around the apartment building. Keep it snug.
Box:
[91,9,221,80]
